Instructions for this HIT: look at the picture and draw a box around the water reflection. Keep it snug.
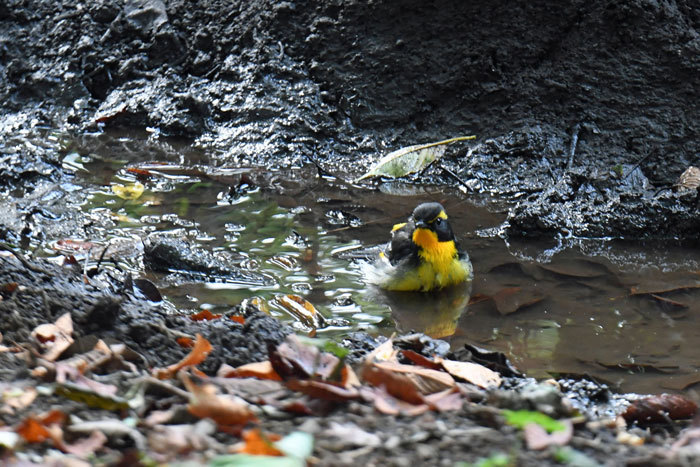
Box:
[367,282,472,339]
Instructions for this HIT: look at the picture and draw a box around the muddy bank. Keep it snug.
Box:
[1,0,698,238]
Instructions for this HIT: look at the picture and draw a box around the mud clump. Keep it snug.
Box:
[0,254,290,372]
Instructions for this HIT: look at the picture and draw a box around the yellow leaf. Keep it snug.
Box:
[355,136,475,182]
[111,182,145,200]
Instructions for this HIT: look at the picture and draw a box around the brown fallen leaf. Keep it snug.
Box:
[371,361,455,395]
[361,363,425,405]
[234,428,283,456]
[16,410,66,443]
[424,387,464,412]
[401,349,442,371]
[270,334,341,381]
[148,420,218,457]
[364,338,399,363]
[341,365,362,388]
[492,287,545,315]
[286,379,360,402]
[218,361,282,381]
[181,372,257,426]
[59,430,108,458]
[622,394,698,424]
[524,419,573,450]
[230,315,245,324]
[32,312,74,362]
[434,357,502,389]
[153,334,212,380]
[359,386,429,416]
[190,310,223,321]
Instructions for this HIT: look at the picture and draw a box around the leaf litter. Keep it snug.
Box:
[4,296,700,464]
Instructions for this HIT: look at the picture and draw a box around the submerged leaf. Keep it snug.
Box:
[275,295,325,329]
[111,182,145,200]
[355,136,475,182]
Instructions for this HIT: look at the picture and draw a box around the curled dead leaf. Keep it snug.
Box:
[434,357,502,389]
[31,312,74,362]
[181,372,257,426]
[153,334,212,380]
[219,361,282,381]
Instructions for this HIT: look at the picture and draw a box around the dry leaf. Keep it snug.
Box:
[270,335,341,380]
[359,386,429,416]
[190,310,222,321]
[219,361,282,381]
[435,357,502,389]
[361,363,425,404]
[401,349,442,370]
[286,379,360,402]
[523,419,573,450]
[153,334,212,380]
[181,372,257,426]
[230,315,245,324]
[16,410,66,443]
[31,313,74,362]
[364,338,398,363]
[235,428,283,456]
[424,387,464,412]
[355,136,475,182]
[371,361,455,394]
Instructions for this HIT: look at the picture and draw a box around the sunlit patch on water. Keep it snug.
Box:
[36,132,700,393]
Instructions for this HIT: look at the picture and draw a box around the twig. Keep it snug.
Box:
[0,242,47,273]
[440,165,472,192]
[623,152,654,180]
[139,375,191,400]
[152,320,195,341]
[566,123,581,169]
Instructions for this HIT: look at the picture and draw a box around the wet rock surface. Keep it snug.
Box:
[1,0,698,238]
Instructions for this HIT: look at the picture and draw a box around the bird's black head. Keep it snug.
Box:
[411,202,455,242]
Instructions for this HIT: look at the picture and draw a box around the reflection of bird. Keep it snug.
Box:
[365,202,473,292]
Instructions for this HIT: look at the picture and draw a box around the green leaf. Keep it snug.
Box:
[295,336,349,360]
[274,431,314,459]
[209,454,303,467]
[502,409,565,433]
[355,135,475,182]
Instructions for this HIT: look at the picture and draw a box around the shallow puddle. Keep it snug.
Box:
[33,132,700,394]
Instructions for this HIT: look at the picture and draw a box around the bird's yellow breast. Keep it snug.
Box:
[382,227,471,292]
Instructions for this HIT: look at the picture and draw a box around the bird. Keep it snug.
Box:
[365,202,473,292]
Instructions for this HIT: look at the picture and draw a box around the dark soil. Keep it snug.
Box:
[1,0,700,464]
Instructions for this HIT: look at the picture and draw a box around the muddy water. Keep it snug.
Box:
[44,133,700,394]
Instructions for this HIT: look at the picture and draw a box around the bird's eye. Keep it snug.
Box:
[435,218,442,225]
